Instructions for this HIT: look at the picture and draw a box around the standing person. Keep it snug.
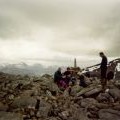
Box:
[54,68,62,86]
[99,52,108,90]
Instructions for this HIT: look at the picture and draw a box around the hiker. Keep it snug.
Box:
[54,68,62,86]
[64,67,71,86]
[70,70,77,85]
[99,52,108,90]
[64,67,71,76]
[54,68,67,89]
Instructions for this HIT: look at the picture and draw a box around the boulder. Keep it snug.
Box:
[99,109,120,120]
[0,102,8,111]
[80,98,98,108]
[114,80,120,89]
[84,87,102,97]
[63,88,70,98]
[48,117,58,120]
[84,76,92,85]
[58,110,69,120]
[42,74,52,79]
[0,111,23,120]
[96,93,114,103]
[76,86,101,97]
[47,82,60,93]
[36,99,52,118]
[69,104,89,120]
[70,85,82,96]
[11,96,37,109]
[109,88,120,100]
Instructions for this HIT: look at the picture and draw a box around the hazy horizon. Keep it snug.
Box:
[0,0,120,67]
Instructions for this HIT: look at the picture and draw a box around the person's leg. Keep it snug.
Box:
[101,68,107,91]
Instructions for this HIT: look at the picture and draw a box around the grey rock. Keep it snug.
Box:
[69,104,89,120]
[85,87,102,97]
[80,98,98,108]
[36,100,51,118]
[71,85,82,96]
[109,88,120,100]
[99,109,120,120]
[0,102,8,111]
[0,111,23,120]
[11,96,37,109]
[76,87,94,97]
[96,93,114,103]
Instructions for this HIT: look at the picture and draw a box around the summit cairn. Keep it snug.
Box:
[74,58,77,68]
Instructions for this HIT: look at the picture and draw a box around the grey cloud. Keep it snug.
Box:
[0,0,120,66]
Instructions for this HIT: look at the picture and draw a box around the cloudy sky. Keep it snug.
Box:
[0,0,120,67]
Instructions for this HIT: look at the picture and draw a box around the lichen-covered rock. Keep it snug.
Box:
[70,85,82,96]
[109,88,120,100]
[0,102,8,111]
[96,92,114,103]
[11,96,37,109]
[84,87,102,97]
[36,100,52,118]
[80,98,98,108]
[0,111,23,120]
[99,109,120,120]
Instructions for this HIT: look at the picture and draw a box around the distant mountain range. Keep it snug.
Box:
[0,58,120,79]
[0,62,58,76]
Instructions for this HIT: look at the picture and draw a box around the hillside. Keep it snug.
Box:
[0,72,120,120]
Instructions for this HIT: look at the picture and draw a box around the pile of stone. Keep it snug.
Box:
[0,72,120,120]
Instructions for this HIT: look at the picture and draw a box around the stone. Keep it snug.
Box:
[0,92,7,98]
[0,111,23,120]
[63,88,70,98]
[80,98,98,108]
[109,88,120,100]
[76,85,102,97]
[84,76,92,85]
[114,80,120,89]
[99,109,120,120]
[36,100,52,118]
[58,111,69,120]
[70,84,82,96]
[11,96,37,109]
[8,94,15,100]
[47,117,58,120]
[84,87,102,97]
[48,82,60,93]
[96,92,114,103]
[0,102,8,111]
[95,103,111,109]
[69,104,89,120]
[1,70,120,120]
[76,87,94,97]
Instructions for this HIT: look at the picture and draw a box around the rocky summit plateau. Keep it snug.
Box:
[0,69,120,120]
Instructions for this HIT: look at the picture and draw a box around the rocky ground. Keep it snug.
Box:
[0,72,120,120]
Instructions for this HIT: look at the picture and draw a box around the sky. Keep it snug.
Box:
[0,0,120,67]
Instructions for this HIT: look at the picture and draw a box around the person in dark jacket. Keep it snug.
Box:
[64,67,71,86]
[99,52,108,90]
[54,68,62,85]
[64,67,71,76]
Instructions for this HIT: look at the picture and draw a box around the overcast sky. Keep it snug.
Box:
[0,0,120,67]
